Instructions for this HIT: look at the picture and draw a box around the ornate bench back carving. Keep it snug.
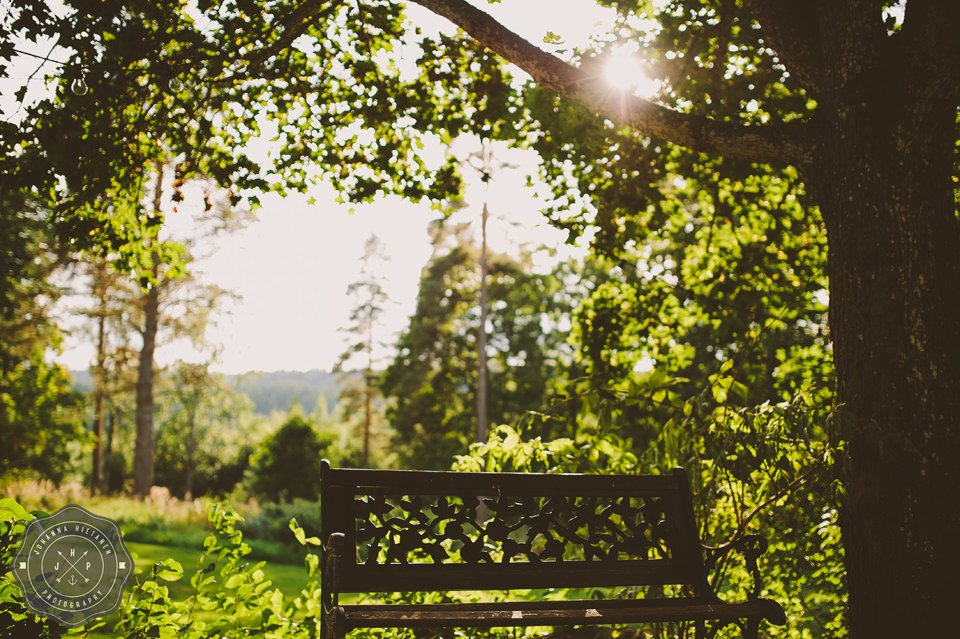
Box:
[321,463,705,593]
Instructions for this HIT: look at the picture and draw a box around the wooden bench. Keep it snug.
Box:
[320,461,786,639]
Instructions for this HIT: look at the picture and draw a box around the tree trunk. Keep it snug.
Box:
[363,367,372,467]
[185,387,198,501]
[90,260,108,495]
[363,308,373,467]
[133,166,165,498]
[812,57,960,635]
[133,269,159,498]
[477,199,489,445]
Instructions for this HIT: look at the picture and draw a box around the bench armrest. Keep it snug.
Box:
[703,534,771,600]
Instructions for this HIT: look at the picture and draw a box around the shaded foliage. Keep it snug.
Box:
[247,414,335,503]
[381,221,584,469]
[0,192,88,483]
[154,363,260,499]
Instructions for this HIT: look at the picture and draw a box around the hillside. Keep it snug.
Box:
[231,370,342,415]
[70,369,347,416]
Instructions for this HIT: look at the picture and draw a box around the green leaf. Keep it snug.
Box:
[224,573,245,589]
[0,498,29,522]
[289,518,306,546]
[156,558,183,582]
[305,553,319,577]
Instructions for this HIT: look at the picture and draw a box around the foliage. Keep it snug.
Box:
[1,493,332,638]
[454,376,846,639]
[1,0,498,270]
[154,362,261,498]
[381,221,585,469]
[247,414,336,503]
[335,234,393,467]
[564,170,831,403]
[240,499,324,564]
[6,0,958,632]
[0,192,90,483]
[0,353,89,484]
[660,379,845,637]
[0,499,67,638]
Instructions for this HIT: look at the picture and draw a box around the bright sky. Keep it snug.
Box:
[25,1,625,374]
[181,146,576,375]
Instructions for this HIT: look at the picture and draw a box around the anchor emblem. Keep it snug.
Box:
[55,549,91,585]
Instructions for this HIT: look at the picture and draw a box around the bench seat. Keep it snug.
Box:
[335,597,786,629]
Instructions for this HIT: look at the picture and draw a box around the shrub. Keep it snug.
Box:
[247,414,335,503]
[1,495,327,638]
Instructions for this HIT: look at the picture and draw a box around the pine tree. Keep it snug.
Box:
[334,234,392,467]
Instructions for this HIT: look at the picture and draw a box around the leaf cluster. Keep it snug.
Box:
[246,414,337,503]
[2,0,521,261]
[0,500,66,639]
[0,192,90,483]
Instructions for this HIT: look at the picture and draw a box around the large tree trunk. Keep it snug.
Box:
[812,46,960,634]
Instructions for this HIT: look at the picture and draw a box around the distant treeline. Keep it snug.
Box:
[230,370,343,415]
[72,369,349,416]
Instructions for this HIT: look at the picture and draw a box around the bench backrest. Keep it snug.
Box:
[320,461,707,594]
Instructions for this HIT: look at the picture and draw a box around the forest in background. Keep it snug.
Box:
[71,369,343,417]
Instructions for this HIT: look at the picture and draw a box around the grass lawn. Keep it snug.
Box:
[80,542,319,637]
[126,541,313,601]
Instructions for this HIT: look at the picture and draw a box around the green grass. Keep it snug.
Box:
[126,541,312,601]
[82,541,321,637]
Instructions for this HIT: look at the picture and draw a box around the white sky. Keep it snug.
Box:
[177,146,577,374]
[19,1,621,374]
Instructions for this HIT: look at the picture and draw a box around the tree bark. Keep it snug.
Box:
[810,51,960,639]
[90,259,108,495]
[185,386,198,500]
[133,272,159,498]
[133,166,165,498]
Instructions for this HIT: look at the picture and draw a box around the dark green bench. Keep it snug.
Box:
[320,461,785,639]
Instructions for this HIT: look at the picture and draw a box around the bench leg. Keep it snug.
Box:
[321,612,333,639]
[322,607,346,639]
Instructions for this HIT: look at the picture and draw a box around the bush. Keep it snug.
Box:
[1,495,327,638]
[0,499,66,638]
[240,499,323,563]
[247,414,335,503]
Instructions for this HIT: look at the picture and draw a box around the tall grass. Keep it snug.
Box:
[2,479,310,564]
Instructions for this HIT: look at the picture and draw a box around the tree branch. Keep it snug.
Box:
[408,0,815,167]
[236,0,338,76]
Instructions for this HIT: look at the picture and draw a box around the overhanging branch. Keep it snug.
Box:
[408,0,815,167]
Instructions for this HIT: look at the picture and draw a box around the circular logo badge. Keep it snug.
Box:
[12,504,134,628]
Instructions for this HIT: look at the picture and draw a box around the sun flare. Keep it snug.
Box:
[604,44,658,98]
